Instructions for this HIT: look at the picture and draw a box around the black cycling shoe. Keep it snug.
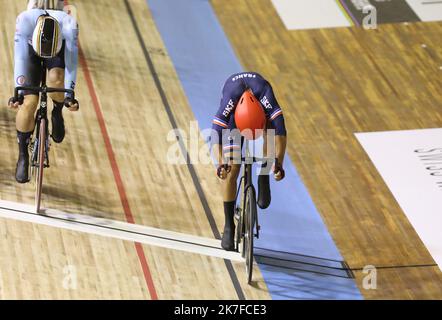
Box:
[51,109,65,143]
[15,131,31,183]
[257,175,271,209]
[221,225,235,251]
[15,151,29,184]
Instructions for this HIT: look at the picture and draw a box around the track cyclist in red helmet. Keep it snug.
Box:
[7,0,79,183]
[211,72,287,251]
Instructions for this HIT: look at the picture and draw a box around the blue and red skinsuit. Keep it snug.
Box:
[211,72,286,150]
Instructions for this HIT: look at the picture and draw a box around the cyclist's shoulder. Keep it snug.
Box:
[16,9,38,21]
[46,10,78,32]
[16,9,41,31]
[17,8,60,24]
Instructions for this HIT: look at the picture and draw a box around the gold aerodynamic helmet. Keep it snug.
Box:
[28,0,64,11]
[32,14,63,58]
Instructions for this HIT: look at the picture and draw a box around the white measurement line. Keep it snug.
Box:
[0,200,242,262]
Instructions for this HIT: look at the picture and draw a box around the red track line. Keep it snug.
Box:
[78,43,158,300]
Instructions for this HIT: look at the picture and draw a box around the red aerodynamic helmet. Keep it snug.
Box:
[234,90,266,140]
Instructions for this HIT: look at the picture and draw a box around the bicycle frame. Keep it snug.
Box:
[232,140,275,283]
[242,144,260,240]
[235,141,272,239]
[14,64,75,213]
[34,72,49,169]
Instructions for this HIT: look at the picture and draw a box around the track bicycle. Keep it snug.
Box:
[230,139,274,284]
[14,65,74,213]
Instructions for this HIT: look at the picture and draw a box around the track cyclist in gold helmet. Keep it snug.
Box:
[7,0,79,183]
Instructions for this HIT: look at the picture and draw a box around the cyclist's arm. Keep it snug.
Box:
[211,132,227,166]
[212,143,225,167]
[63,14,79,96]
[212,93,235,165]
[275,135,287,167]
[271,112,287,167]
[260,81,287,166]
[13,12,33,94]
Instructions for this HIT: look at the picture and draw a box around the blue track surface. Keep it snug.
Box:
[147,0,362,300]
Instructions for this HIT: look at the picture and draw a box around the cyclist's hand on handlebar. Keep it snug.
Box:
[64,96,79,111]
[8,95,24,109]
[273,160,285,181]
[216,164,231,180]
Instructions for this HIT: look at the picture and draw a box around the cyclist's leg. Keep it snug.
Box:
[221,151,241,250]
[258,121,273,209]
[220,119,244,250]
[16,95,39,133]
[47,44,66,143]
[221,133,242,250]
[223,155,241,201]
[15,49,41,183]
[15,94,39,183]
[16,45,41,133]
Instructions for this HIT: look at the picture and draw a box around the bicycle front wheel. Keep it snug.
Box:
[35,119,46,213]
[244,186,256,284]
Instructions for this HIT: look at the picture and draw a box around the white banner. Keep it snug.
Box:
[271,0,351,30]
[356,129,442,270]
[405,0,442,22]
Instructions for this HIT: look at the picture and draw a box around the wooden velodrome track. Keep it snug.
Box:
[0,0,440,299]
[0,0,269,299]
[212,0,442,299]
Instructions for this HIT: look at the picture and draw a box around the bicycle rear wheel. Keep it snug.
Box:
[244,186,256,284]
[35,119,46,213]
